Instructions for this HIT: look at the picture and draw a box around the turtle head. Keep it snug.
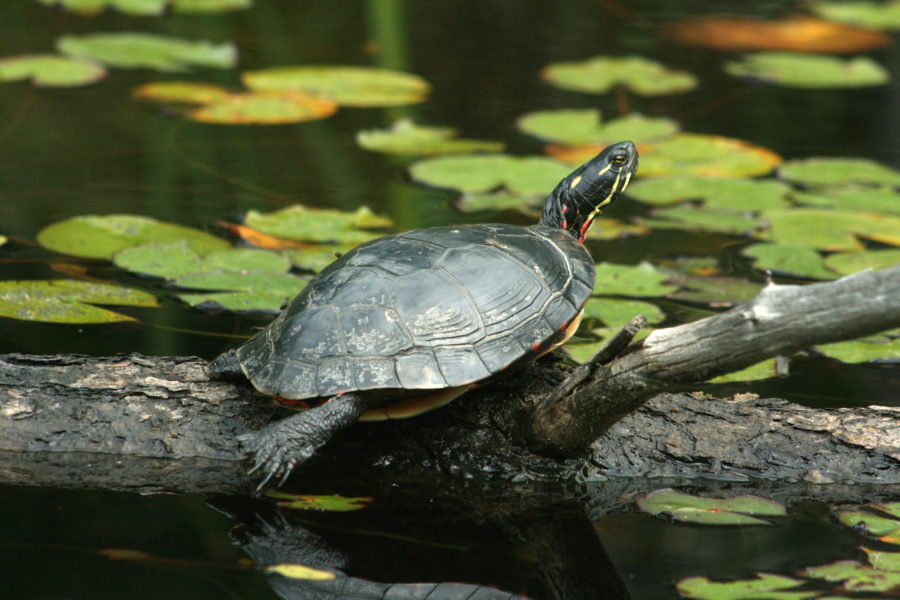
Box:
[540,140,638,243]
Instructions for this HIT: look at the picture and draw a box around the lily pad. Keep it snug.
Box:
[677,574,816,600]
[541,55,697,96]
[285,243,357,273]
[639,134,782,178]
[817,335,900,363]
[593,262,678,297]
[864,548,900,571]
[175,271,307,313]
[710,359,779,383]
[0,54,106,87]
[37,0,252,15]
[266,564,335,581]
[243,205,393,244]
[37,214,230,259]
[517,109,678,146]
[265,491,373,512]
[582,297,664,328]
[837,510,900,538]
[357,119,503,155]
[762,209,900,251]
[792,187,900,215]
[243,66,429,107]
[0,280,157,324]
[811,0,900,31]
[563,327,652,363]
[824,249,900,275]
[626,177,790,211]
[637,488,786,525]
[57,32,237,72]
[409,154,570,195]
[133,81,234,104]
[802,560,900,592]
[638,206,762,235]
[666,275,763,306]
[725,52,889,89]
[780,157,900,187]
[742,244,836,279]
[113,241,290,279]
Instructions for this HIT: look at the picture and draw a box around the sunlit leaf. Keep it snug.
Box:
[57,32,237,72]
[177,290,296,313]
[220,222,311,250]
[666,16,889,53]
[741,244,836,279]
[0,235,7,247]
[37,0,252,15]
[188,91,338,125]
[114,241,290,279]
[0,54,106,87]
[409,154,570,195]
[824,249,900,275]
[0,280,157,323]
[626,177,790,211]
[811,0,900,31]
[677,574,815,600]
[638,488,786,525]
[640,134,782,178]
[792,187,900,215]
[243,205,393,244]
[285,243,355,273]
[582,297,664,327]
[863,547,900,572]
[725,52,889,89]
[593,262,677,296]
[37,214,230,259]
[266,563,336,581]
[837,510,900,537]
[762,209,900,251]
[517,109,678,146]
[170,0,252,13]
[710,359,778,383]
[541,55,697,96]
[175,271,307,313]
[133,81,234,104]
[638,206,762,235]
[872,502,900,519]
[243,66,429,107]
[666,275,763,307]
[780,157,900,187]
[802,560,900,592]
[357,119,503,155]
[817,336,900,363]
[265,491,373,511]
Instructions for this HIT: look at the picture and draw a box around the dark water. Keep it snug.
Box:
[1,1,898,598]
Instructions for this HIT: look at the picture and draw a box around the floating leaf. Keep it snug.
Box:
[541,55,697,96]
[780,157,900,187]
[57,32,237,72]
[864,547,900,571]
[593,262,678,296]
[872,502,900,519]
[710,359,778,383]
[817,336,900,363]
[582,297,664,328]
[266,563,336,581]
[811,0,900,31]
[220,222,311,250]
[0,54,106,87]
[824,249,900,275]
[37,0,252,15]
[133,81,234,104]
[666,16,889,54]
[792,187,900,215]
[265,491,373,512]
[175,271,307,313]
[563,327,652,363]
[639,206,762,235]
[637,488,786,525]
[666,275,763,306]
[177,290,297,313]
[409,154,570,195]
[626,177,790,211]
[639,134,782,178]
[725,52,889,89]
[243,205,393,244]
[285,243,356,273]
[114,241,290,279]
[763,209,900,251]
[677,574,815,600]
[188,91,337,125]
[0,236,6,247]
[37,214,229,259]
[742,244,836,279]
[243,66,429,107]
[517,109,678,146]
[837,510,900,537]
[802,560,900,592]
[0,280,157,324]
[357,119,503,155]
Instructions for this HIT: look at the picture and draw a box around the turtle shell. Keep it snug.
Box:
[234,223,595,400]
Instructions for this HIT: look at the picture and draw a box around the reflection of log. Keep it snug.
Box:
[0,266,898,493]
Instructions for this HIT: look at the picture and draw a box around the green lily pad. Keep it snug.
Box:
[285,243,356,273]
[409,154,571,196]
[563,327,651,363]
[725,52,889,89]
[582,298,664,328]
[37,0,252,15]
[811,1,900,31]
[667,275,764,306]
[637,488,786,525]
[266,563,336,581]
[677,574,816,600]
[114,241,290,279]
[639,134,782,178]
[780,157,900,187]
[517,109,678,146]
[242,66,429,107]
[0,54,106,87]
[817,335,900,363]
[710,359,778,383]
[837,510,900,537]
[792,187,900,215]
[763,209,900,251]
[802,560,900,592]
[37,214,230,259]
[594,262,678,296]
[824,249,900,275]
[541,55,697,96]
[175,271,307,313]
[57,32,237,72]
[456,191,542,214]
[357,119,503,155]
[872,502,900,519]
[864,548,900,571]
[639,206,762,235]
[0,236,6,247]
[0,280,157,324]
[626,177,790,211]
[243,205,393,244]
[133,81,234,104]
[264,491,373,512]
[178,290,295,313]
[188,91,338,125]
[742,244,836,279]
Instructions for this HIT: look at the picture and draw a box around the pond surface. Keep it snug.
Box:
[1,1,898,598]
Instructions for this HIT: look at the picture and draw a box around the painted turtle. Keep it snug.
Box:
[212,141,638,486]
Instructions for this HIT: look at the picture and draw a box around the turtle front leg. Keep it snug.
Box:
[240,393,366,489]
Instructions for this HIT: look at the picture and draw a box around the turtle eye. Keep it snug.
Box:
[611,153,627,166]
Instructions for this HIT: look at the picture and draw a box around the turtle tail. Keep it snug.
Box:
[209,348,245,380]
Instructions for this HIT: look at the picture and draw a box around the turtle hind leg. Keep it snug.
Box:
[239,393,366,489]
